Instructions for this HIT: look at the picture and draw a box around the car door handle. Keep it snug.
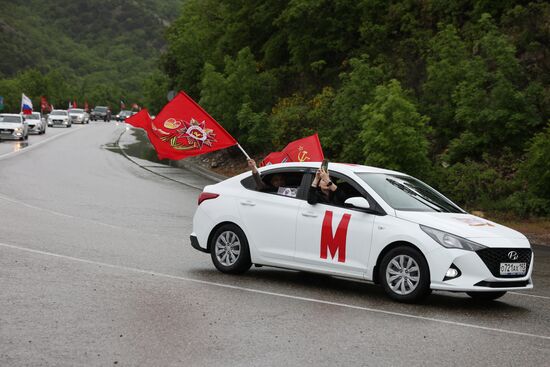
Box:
[301,211,318,218]
[240,200,256,206]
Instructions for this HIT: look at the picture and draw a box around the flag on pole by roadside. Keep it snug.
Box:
[125,91,238,160]
[72,100,77,108]
[21,93,33,115]
[40,96,49,111]
[84,100,89,112]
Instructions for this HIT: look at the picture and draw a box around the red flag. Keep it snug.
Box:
[40,96,49,111]
[281,133,324,162]
[84,100,89,112]
[72,100,77,108]
[260,152,290,167]
[127,92,237,160]
[125,108,152,130]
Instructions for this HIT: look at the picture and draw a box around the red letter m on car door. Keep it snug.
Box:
[320,210,351,263]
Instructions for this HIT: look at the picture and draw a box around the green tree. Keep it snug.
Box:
[359,80,431,177]
[520,123,550,201]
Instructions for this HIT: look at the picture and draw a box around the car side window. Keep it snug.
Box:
[241,170,307,199]
[306,171,380,211]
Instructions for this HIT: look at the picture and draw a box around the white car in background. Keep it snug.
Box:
[0,113,29,140]
[190,162,534,303]
[22,112,46,134]
[68,108,89,124]
[48,110,71,128]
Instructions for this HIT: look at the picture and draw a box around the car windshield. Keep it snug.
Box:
[0,115,21,123]
[94,107,107,112]
[26,113,40,119]
[357,173,464,213]
[69,109,84,114]
[51,110,67,116]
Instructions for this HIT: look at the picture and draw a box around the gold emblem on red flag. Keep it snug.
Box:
[297,145,310,162]
[152,118,217,150]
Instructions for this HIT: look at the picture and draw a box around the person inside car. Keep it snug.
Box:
[247,159,286,192]
[308,167,346,206]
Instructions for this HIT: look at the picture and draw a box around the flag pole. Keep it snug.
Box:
[237,143,251,160]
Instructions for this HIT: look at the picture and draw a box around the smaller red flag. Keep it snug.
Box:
[84,100,89,112]
[281,133,324,162]
[125,108,152,130]
[260,152,290,167]
[72,100,77,108]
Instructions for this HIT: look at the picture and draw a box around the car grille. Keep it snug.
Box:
[476,248,532,278]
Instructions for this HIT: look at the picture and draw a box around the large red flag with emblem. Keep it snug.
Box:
[126,92,237,160]
[281,133,324,162]
[40,96,49,111]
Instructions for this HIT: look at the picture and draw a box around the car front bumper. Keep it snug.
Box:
[427,246,534,292]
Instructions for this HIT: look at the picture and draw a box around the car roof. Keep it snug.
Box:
[51,109,67,112]
[258,161,405,176]
[1,113,22,117]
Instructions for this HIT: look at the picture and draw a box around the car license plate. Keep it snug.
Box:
[500,262,526,276]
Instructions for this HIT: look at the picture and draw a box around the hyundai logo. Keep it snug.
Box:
[508,251,519,261]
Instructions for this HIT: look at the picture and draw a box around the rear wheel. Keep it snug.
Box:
[466,291,506,301]
[379,246,431,303]
[210,224,251,274]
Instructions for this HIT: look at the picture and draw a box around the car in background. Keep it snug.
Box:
[0,113,29,140]
[47,110,71,128]
[90,106,111,122]
[22,112,47,134]
[115,110,133,122]
[68,108,89,124]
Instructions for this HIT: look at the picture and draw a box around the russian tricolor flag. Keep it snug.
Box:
[21,93,33,115]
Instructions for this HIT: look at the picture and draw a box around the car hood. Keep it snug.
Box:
[26,119,40,124]
[0,122,23,129]
[396,211,526,240]
[69,113,84,117]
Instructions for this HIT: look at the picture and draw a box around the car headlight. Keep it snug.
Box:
[420,225,486,251]
[15,127,23,133]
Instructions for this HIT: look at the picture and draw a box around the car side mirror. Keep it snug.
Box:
[344,197,371,210]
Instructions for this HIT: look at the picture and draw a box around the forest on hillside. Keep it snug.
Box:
[0,0,183,109]
[155,0,550,218]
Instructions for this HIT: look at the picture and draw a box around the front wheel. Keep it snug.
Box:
[466,291,506,301]
[210,224,251,274]
[379,246,431,303]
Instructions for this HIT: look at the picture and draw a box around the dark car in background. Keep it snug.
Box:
[115,110,133,122]
[90,106,111,122]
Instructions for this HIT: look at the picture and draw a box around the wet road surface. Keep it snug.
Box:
[0,123,549,366]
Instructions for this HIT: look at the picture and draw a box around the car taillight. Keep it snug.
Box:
[198,192,219,205]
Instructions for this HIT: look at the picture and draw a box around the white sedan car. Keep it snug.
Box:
[190,162,533,303]
[48,110,71,128]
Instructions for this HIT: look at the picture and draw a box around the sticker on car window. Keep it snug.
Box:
[277,187,297,197]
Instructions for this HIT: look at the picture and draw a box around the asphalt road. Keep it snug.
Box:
[0,122,549,366]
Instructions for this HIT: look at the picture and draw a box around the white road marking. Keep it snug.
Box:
[1,241,549,341]
[0,125,84,161]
